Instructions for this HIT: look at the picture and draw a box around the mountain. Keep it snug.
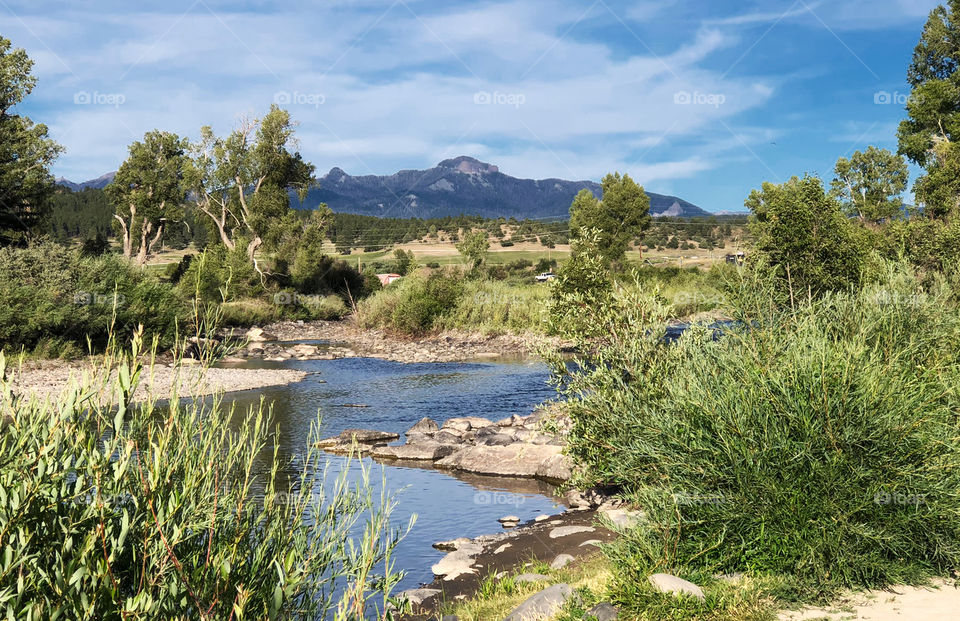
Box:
[57,157,711,219]
[303,156,710,219]
[56,172,116,192]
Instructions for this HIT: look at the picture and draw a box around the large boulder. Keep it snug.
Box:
[435,444,570,481]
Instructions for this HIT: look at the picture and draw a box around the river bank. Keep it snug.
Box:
[233,318,553,363]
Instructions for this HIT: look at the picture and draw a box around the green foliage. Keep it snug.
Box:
[897,1,960,218]
[455,230,490,272]
[393,248,415,275]
[0,36,63,243]
[387,272,463,335]
[547,230,612,338]
[107,130,189,264]
[569,173,651,265]
[0,340,408,619]
[549,265,960,600]
[830,146,909,223]
[747,175,865,298]
[0,241,182,354]
[177,245,262,303]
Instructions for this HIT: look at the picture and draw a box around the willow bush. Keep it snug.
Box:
[549,262,960,604]
[0,333,408,620]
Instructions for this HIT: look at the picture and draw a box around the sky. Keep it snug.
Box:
[2,0,943,213]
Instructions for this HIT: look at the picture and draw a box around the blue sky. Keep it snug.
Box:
[2,0,941,213]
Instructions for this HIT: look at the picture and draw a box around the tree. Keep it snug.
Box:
[897,1,960,218]
[0,36,62,243]
[455,229,489,271]
[187,105,315,278]
[569,173,650,265]
[107,131,189,264]
[747,175,865,298]
[393,248,414,275]
[830,146,909,223]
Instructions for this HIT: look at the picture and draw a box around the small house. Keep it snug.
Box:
[377,273,403,286]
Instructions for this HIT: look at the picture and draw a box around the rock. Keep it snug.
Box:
[493,543,512,554]
[647,573,705,601]
[434,431,464,445]
[498,515,520,524]
[579,539,603,547]
[549,526,595,539]
[534,514,550,522]
[481,433,517,447]
[536,453,573,483]
[435,444,568,480]
[503,584,574,621]
[432,541,483,580]
[245,327,276,342]
[433,537,472,551]
[290,343,318,356]
[338,429,400,444]
[407,417,439,436]
[514,573,550,583]
[600,508,643,531]
[443,416,494,431]
[565,489,590,509]
[397,588,440,606]
[371,443,456,461]
[550,554,575,570]
[585,602,619,620]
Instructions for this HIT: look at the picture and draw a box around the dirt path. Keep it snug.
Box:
[779,580,960,620]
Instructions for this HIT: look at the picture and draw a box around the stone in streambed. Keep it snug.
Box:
[406,417,439,436]
[371,443,456,461]
[549,525,595,539]
[435,444,570,481]
[338,429,399,443]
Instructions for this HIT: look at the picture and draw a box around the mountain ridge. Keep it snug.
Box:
[57,156,711,219]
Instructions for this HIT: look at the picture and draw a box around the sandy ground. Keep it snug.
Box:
[8,361,307,404]
[779,579,960,620]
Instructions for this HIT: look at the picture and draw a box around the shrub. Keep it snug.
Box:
[551,265,960,599]
[0,241,183,354]
[359,270,462,334]
[0,340,407,619]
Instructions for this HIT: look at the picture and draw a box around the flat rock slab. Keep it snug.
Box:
[648,573,705,601]
[339,429,399,443]
[503,583,574,621]
[432,541,484,581]
[549,525,595,539]
[435,444,571,481]
[371,443,456,461]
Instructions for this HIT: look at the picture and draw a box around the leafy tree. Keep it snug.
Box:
[107,130,189,264]
[830,146,909,223]
[747,175,865,298]
[393,248,415,275]
[897,1,960,218]
[455,229,489,272]
[547,229,613,339]
[187,106,315,277]
[0,36,62,243]
[569,173,650,265]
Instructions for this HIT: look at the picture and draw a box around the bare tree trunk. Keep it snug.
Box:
[113,204,135,259]
[136,221,153,266]
[247,236,266,283]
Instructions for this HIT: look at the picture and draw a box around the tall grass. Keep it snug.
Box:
[0,331,409,619]
[549,262,960,610]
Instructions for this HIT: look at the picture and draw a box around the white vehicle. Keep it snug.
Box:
[535,272,556,282]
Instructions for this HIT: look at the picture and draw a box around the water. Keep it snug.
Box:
[220,355,565,590]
